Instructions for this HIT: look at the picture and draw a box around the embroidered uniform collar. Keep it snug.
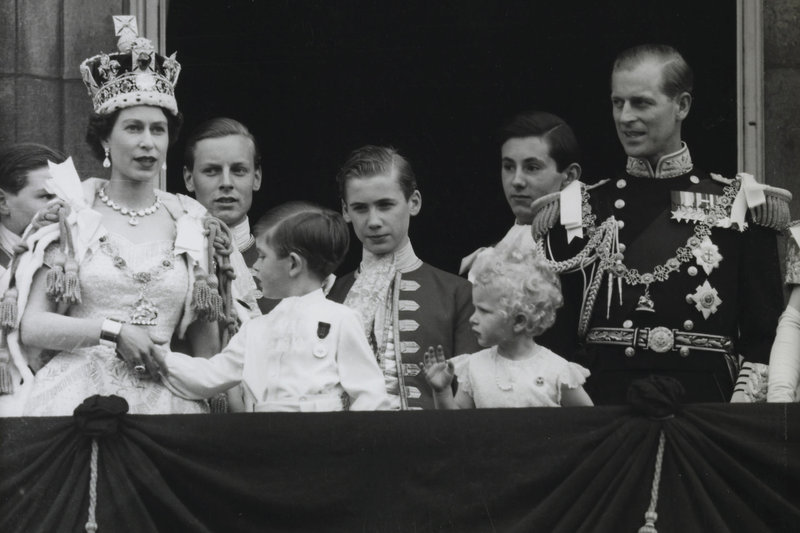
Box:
[230,217,255,252]
[626,143,693,179]
[361,239,422,274]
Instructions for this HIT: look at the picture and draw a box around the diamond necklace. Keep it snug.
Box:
[98,186,161,226]
[98,234,175,325]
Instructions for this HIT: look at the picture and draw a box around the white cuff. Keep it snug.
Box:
[767,305,800,402]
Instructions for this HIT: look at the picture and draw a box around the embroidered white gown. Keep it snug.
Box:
[23,232,208,416]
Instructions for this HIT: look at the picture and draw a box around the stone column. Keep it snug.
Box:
[0,0,125,179]
[764,0,800,202]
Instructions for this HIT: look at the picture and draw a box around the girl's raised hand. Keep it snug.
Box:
[423,345,454,392]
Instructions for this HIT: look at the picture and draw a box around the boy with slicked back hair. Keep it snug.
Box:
[328,145,480,410]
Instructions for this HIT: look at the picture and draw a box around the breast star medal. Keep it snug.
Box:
[692,236,723,275]
[687,280,723,319]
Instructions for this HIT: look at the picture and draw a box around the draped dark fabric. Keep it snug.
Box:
[1,399,799,532]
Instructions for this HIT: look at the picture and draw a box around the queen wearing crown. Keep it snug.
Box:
[0,17,257,416]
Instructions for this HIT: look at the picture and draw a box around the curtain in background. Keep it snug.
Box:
[1,396,799,533]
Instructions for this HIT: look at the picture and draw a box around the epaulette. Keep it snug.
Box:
[585,178,611,191]
[752,184,792,230]
[529,181,602,241]
[529,191,560,240]
[712,172,792,230]
[710,173,734,185]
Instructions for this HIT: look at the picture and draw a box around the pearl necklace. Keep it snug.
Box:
[493,349,514,391]
[98,186,161,226]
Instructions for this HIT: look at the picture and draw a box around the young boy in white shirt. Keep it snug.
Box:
[155,201,390,412]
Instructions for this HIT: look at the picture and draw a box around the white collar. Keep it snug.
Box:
[230,217,254,251]
[361,239,422,274]
[0,223,23,255]
[284,287,325,303]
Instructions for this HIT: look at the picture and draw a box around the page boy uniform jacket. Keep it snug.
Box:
[328,243,479,410]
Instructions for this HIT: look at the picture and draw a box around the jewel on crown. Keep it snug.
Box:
[79,15,181,116]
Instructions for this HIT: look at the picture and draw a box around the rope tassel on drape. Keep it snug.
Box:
[638,430,666,533]
[626,375,685,533]
[85,439,99,533]
[72,395,130,533]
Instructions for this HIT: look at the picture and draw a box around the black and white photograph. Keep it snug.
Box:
[1,1,799,531]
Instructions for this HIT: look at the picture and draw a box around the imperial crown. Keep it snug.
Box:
[79,16,181,116]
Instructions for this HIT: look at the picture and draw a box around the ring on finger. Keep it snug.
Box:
[133,364,146,374]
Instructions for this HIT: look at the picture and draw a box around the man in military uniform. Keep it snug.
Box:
[183,117,276,314]
[580,44,788,403]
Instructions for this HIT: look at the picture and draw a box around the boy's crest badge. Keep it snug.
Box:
[313,322,331,358]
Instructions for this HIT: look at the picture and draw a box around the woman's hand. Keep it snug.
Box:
[115,324,162,380]
[423,345,454,392]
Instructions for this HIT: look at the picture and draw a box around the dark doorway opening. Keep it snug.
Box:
[167,0,737,274]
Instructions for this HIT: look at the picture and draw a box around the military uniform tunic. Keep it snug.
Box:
[582,145,784,403]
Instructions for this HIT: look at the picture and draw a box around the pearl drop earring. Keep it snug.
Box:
[103,147,111,168]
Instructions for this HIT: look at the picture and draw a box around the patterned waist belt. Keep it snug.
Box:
[586,326,734,356]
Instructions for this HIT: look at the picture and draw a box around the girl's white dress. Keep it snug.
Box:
[456,345,590,407]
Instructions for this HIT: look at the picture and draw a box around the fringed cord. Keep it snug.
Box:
[85,438,99,533]
[45,206,79,304]
[218,257,237,345]
[0,333,13,393]
[577,217,618,338]
[638,430,666,533]
[202,217,240,414]
[0,201,65,393]
[60,207,81,304]
[0,239,30,332]
[205,217,239,344]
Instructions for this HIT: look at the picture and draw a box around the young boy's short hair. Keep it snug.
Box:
[0,143,66,194]
[497,111,580,172]
[254,201,349,280]
[471,245,563,338]
[335,145,417,201]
